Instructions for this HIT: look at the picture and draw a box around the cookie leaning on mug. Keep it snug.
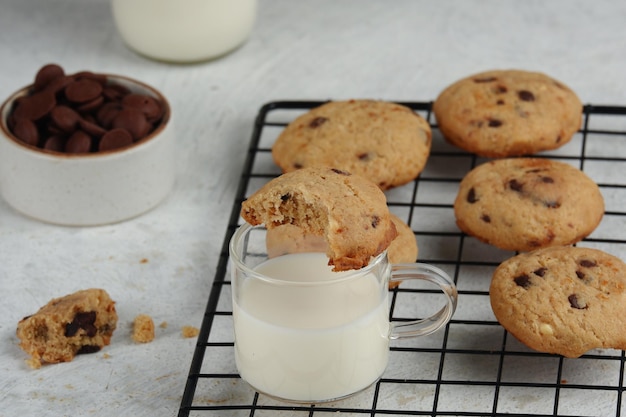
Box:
[240,167,398,271]
[266,213,418,287]
[490,246,626,358]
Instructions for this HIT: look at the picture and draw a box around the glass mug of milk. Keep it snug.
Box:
[229,223,458,403]
[111,0,257,63]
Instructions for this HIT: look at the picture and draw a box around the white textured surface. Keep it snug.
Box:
[0,0,625,416]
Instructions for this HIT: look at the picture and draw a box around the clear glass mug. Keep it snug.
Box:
[229,223,458,403]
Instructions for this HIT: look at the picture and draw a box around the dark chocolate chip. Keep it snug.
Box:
[99,128,133,151]
[496,99,505,105]
[77,345,102,355]
[576,270,585,280]
[474,77,497,83]
[50,105,80,132]
[508,179,524,192]
[79,118,107,138]
[43,135,65,152]
[518,90,535,101]
[488,119,503,127]
[309,116,328,128]
[44,75,76,95]
[495,85,508,93]
[579,259,597,268]
[293,162,303,169]
[34,63,65,91]
[533,267,547,277]
[112,108,151,141]
[568,294,587,309]
[65,131,92,153]
[330,168,351,176]
[540,176,554,183]
[65,311,97,337]
[122,94,163,121]
[467,187,478,203]
[12,119,39,146]
[65,79,103,103]
[76,95,105,113]
[514,274,531,288]
[102,84,131,101]
[481,214,491,223]
[12,90,56,121]
[96,102,122,128]
[280,193,291,202]
[74,71,108,86]
[357,152,371,161]
[513,274,532,288]
[371,215,380,228]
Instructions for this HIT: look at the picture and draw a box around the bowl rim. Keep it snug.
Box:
[0,73,171,159]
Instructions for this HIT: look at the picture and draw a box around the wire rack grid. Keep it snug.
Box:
[179,100,626,417]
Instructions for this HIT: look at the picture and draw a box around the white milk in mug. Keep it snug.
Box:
[111,0,257,63]
[233,252,390,402]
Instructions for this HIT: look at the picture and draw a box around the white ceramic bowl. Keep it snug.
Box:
[0,75,175,226]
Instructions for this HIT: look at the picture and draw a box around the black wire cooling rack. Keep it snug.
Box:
[179,101,626,417]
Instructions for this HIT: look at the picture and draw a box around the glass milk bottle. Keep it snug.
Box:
[111,0,257,63]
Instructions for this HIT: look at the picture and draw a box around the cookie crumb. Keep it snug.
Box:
[159,321,168,329]
[182,326,199,338]
[131,314,155,343]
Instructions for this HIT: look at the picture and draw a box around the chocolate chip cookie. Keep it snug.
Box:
[454,158,604,252]
[490,246,626,357]
[433,70,582,157]
[241,167,398,271]
[271,100,432,190]
[16,288,118,368]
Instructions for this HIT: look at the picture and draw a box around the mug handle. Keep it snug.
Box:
[388,263,458,340]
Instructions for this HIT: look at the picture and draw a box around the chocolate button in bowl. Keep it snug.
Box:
[99,128,133,151]
[122,94,163,121]
[96,102,122,128]
[65,79,103,103]
[34,64,65,91]
[43,135,65,152]
[78,117,107,138]
[12,90,56,121]
[112,107,151,140]
[12,119,39,146]
[50,105,80,132]
[44,75,76,95]
[65,131,93,153]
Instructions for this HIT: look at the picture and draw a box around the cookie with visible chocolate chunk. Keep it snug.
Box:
[266,213,418,285]
[271,100,432,190]
[16,288,117,368]
[490,246,626,358]
[454,158,604,252]
[241,167,398,271]
[433,70,582,157]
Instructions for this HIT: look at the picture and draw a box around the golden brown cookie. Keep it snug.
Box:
[16,288,117,368]
[490,246,626,358]
[266,213,418,286]
[454,158,604,252]
[241,167,398,271]
[271,99,432,190]
[433,70,582,157]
